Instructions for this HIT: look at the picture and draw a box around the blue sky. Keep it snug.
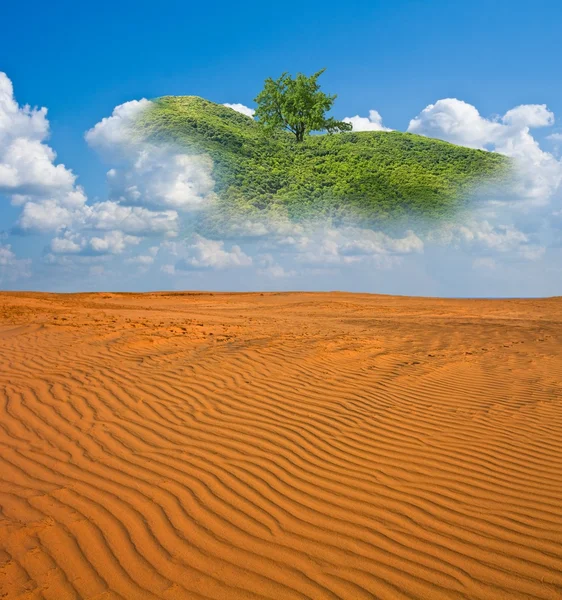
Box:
[1,0,562,295]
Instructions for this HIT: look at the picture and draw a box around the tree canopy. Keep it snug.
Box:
[253,69,352,142]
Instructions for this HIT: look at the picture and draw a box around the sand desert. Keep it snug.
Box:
[0,291,561,600]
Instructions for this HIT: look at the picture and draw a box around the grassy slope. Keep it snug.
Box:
[136,96,509,225]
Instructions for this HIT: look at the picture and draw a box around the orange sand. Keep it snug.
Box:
[1,291,562,599]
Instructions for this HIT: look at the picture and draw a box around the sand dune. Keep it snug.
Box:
[1,292,562,600]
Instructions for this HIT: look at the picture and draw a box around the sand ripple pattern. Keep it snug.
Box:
[1,292,562,599]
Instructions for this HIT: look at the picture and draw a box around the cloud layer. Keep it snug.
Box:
[2,71,562,296]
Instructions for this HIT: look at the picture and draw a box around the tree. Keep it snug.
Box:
[254,69,352,142]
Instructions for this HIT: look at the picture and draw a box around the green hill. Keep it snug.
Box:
[136,96,510,226]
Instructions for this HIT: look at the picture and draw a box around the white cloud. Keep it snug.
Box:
[343,110,391,132]
[50,230,141,255]
[0,243,31,280]
[0,74,218,282]
[84,201,179,235]
[181,236,252,270]
[0,73,49,143]
[50,232,83,254]
[89,230,141,254]
[18,200,75,232]
[223,103,255,118]
[0,137,78,193]
[162,235,252,271]
[502,104,554,129]
[86,100,217,212]
[408,99,501,149]
[291,226,423,267]
[457,221,528,252]
[408,98,562,201]
[106,150,215,211]
[16,198,178,237]
[0,74,213,270]
[85,99,151,155]
[429,218,545,261]
[338,229,423,256]
[0,71,87,233]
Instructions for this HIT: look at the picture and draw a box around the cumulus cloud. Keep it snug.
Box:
[89,230,141,254]
[502,105,554,129]
[458,222,529,253]
[0,73,221,284]
[50,232,83,254]
[408,99,501,149]
[17,200,76,233]
[0,71,87,233]
[0,74,49,143]
[106,151,215,211]
[84,201,178,235]
[343,110,391,132]
[0,137,78,194]
[408,98,562,201]
[16,198,178,237]
[86,100,217,211]
[50,230,141,255]
[178,236,252,270]
[223,103,255,118]
[84,99,151,153]
[162,235,252,272]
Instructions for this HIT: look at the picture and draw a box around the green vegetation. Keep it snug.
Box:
[136,95,510,226]
[254,69,351,142]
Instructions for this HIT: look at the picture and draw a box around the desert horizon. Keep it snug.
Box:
[5,290,562,299]
[1,291,561,599]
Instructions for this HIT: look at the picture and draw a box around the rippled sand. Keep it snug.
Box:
[1,291,562,599]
